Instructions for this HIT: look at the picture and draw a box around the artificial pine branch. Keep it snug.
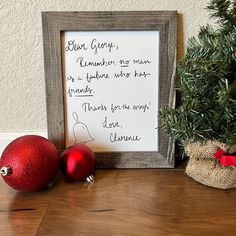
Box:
[160,0,236,145]
[207,0,236,29]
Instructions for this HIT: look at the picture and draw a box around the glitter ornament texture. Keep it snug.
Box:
[60,144,96,182]
[0,135,60,192]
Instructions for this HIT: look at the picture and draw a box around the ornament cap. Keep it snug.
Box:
[0,166,12,176]
[86,175,95,184]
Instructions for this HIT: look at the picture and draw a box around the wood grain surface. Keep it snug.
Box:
[0,169,236,236]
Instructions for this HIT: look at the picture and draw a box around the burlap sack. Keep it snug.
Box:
[185,141,236,159]
[185,141,236,189]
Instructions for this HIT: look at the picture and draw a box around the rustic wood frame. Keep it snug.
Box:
[42,11,177,168]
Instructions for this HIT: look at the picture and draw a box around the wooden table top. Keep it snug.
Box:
[0,168,236,236]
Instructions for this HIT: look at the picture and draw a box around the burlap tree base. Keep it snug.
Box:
[185,141,236,189]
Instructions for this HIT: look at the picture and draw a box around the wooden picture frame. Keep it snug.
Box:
[42,11,177,168]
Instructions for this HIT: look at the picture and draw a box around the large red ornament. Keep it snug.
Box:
[60,144,96,182]
[0,135,59,192]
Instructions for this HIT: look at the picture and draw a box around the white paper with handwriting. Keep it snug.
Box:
[63,31,159,152]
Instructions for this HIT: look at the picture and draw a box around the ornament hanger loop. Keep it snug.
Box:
[0,166,11,176]
[86,175,95,184]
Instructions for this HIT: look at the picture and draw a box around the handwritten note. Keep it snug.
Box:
[63,31,159,152]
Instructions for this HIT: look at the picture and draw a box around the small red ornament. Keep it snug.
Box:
[0,135,60,192]
[60,144,96,182]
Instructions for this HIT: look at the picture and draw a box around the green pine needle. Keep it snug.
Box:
[160,0,236,146]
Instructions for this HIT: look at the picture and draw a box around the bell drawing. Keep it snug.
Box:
[72,111,94,144]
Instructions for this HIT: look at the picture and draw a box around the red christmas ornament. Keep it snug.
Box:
[0,135,59,192]
[60,144,96,182]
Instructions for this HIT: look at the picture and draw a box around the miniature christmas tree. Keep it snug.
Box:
[160,0,236,146]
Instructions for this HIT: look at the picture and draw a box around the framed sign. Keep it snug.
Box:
[42,11,177,168]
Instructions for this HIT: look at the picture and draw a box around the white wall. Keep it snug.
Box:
[0,0,212,132]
